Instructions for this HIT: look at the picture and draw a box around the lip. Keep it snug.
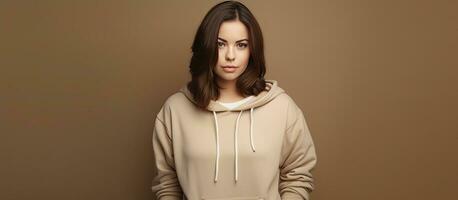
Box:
[222,66,238,73]
[222,65,238,68]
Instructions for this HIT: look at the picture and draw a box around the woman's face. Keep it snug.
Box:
[214,19,250,83]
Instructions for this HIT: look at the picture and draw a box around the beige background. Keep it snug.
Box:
[1,0,457,199]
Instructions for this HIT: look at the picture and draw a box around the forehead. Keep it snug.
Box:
[218,20,249,41]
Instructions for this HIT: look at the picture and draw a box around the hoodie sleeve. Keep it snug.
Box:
[151,114,183,199]
[279,99,318,200]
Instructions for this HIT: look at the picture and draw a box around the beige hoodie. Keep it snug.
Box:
[151,80,317,200]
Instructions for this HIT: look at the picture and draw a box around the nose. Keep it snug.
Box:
[225,46,235,62]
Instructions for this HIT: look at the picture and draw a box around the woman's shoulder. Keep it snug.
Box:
[159,91,190,110]
[154,91,189,120]
[274,92,306,120]
[270,90,299,108]
[164,91,187,104]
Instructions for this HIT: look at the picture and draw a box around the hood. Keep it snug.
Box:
[178,79,285,183]
[179,79,285,112]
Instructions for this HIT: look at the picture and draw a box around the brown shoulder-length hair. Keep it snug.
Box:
[186,0,267,110]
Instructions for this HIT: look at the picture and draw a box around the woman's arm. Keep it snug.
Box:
[151,115,183,199]
[279,98,318,200]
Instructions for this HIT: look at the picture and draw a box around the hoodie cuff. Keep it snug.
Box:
[281,191,309,200]
[158,196,183,200]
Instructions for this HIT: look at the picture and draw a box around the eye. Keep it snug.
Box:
[217,41,225,48]
[237,43,248,48]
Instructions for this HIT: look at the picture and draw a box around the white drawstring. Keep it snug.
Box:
[234,110,243,182]
[212,108,256,183]
[212,111,220,183]
[250,107,256,152]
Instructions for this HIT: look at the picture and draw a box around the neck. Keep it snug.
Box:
[216,78,245,102]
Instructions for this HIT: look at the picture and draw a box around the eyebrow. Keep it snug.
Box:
[218,37,249,43]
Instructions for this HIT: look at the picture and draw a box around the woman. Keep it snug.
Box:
[151,1,317,199]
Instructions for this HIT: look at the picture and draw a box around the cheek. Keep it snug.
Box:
[217,50,225,64]
[240,51,250,64]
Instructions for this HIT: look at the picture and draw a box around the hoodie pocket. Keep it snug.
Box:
[201,196,264,200]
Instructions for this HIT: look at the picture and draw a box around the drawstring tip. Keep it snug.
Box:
[251,143,256,152]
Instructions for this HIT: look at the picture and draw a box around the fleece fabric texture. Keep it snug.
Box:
[151,79,317,200]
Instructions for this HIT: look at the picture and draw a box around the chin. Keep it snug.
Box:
[216,73,240,82]
[220,76,239,81]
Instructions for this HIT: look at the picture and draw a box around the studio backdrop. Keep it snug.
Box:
[1,0,457,200]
